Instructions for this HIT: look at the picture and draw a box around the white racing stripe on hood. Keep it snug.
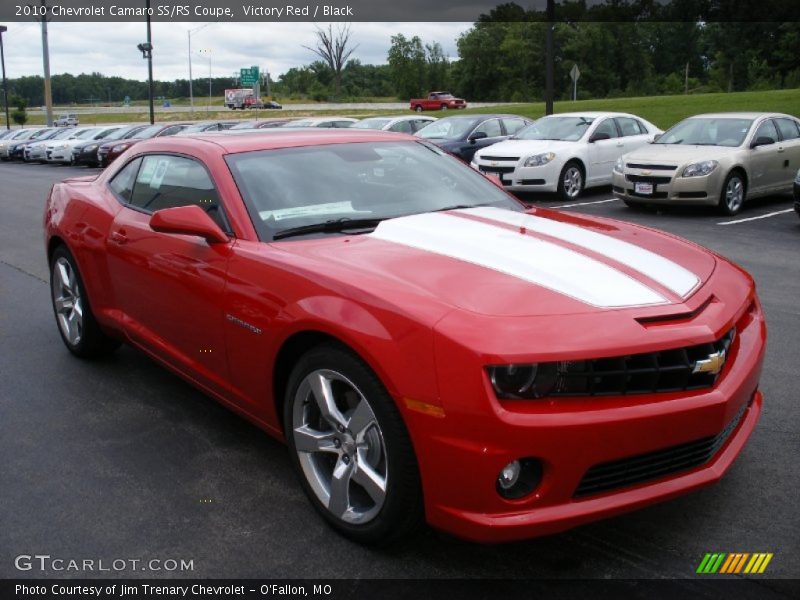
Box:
[464,206,700,297]
[371,212,668,308]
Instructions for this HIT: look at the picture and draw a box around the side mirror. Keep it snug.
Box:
[149,205,228,244]
[589,132,611,143]
[468,131,488,143]
[750,136,775,149]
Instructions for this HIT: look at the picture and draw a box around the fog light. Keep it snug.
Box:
[496,458,543,499]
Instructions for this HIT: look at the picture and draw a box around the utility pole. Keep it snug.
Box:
[545,0,555,115]
[0,25,9,130]
[40,0,53,126]
[145,0,154,124]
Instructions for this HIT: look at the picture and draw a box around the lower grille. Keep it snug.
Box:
[678,192,708,199]
[519,179,546,185]
[480,166,515,174]
[574,399,749,497]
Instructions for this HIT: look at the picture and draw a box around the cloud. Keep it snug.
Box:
[1,22,471,81]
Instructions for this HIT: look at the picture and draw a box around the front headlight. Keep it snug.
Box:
[85,144,98,151]
[470,161,479,170]
[112,144,128,153]
[487,364,559,399]
[682,160,719,178]
[613,156,625,174]
[523,152,556,167]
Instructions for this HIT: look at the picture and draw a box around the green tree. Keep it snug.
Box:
[387,34,427,99]
[10,94,27,126]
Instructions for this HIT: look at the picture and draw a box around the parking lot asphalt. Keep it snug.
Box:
[1,161,798,588]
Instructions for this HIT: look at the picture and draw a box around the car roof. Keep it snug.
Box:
[546,111,638,118]
[134,129,414,155]
[686,112,796,120]
[432,114,523,120]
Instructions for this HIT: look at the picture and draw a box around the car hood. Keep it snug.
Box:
[624,143,742,165]
[477,138,578,159]
[274,207,717,318]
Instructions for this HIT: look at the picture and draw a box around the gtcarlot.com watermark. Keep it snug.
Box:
[14,554,194,573]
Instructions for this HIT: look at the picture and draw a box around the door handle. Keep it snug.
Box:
[110,230,128,245]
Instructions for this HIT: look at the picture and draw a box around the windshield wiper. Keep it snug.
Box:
[272,217,385,240]
[433,203,491,213]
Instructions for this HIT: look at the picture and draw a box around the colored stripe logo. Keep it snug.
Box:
[696,553,773,574]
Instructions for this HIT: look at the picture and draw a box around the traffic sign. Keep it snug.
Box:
[570,64,581,82]
[240,66,260,86]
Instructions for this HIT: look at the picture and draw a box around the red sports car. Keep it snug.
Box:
[44,130,766,544]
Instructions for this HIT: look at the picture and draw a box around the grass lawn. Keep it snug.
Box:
[16,88,800,128]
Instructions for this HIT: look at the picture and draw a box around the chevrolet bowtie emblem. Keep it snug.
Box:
[491,161,498,166]
[693,349,727,375]
[642,170,652,175]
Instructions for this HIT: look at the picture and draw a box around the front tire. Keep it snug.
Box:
[50,246,120,358]
[719,171,746,216]
[557,161,584,202]
[284,344,423,545]
[414,105,423,113]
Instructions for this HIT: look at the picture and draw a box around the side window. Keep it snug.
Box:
[593,119,619,139]
[412,119,432,132]
[108,158,142,203]
[616,117,644,137]
[128,155,229,231]
[753,120,779,143]
[390,120,413,134]
[474,119,502,138]
[775,118,800,140]
[502,118,527,135]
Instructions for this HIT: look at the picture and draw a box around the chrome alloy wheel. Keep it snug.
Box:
[725,176,745,213]
[52,256,83,346]
[292,369,388,524]
[563,166,583,199]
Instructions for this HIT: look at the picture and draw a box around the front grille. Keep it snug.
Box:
[480,166,515,174]
[550,328,735,397]
[626,163,677,171]
[481,156,520,162]
[626,174,673,185]
[574,399,749,497]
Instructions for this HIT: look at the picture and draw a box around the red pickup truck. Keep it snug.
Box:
[410,92,467,112]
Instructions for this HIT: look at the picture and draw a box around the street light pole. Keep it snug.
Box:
[0,25,10,130]
[545,0,555,116]
[40,0,53,126]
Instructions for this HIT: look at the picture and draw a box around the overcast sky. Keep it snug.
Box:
[1,22,471,82]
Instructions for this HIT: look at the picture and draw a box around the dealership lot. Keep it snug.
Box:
[0,161,798,586]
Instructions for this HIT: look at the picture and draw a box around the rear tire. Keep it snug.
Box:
[50,245,121,358]
[718,171,747,216]
[284,344,423,545]
[414,105,423,113]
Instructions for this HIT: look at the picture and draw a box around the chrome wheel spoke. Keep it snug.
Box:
[347,399,375,437]
[309,371,347,429]
[293,425,337,454]
[54,296,73,314]
[353,460,387,505]
[328,458,354,517]
[56,262,72,293]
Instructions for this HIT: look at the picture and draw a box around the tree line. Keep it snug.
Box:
[5,3,799,106]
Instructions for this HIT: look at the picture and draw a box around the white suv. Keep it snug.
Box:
[54,114,79,127]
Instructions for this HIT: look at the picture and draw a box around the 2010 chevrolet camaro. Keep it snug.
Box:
[44,130,766,544]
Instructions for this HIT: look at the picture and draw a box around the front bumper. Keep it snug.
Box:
[411,294,765,543]
[793,182,799,217]
[473,160,560,193]
[613,167,725,206]
[46,148,73,163]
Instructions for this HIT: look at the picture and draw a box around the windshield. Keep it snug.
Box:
[226,141,522,241]
[103,125,139,141]
[288,120,316,127]
[181,123,214,133]
[514,116,595,141]
[77,128,102,140]
[656,118,753,147]
[132,125,165,139]
[30,129,55,140]
[231,121,256,129]
[352,118,392,130]
[416,118,478,140]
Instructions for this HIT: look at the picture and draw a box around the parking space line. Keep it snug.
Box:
[553,198,619,209]
[717,209,794,226]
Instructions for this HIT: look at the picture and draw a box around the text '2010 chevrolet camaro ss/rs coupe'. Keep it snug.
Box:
[44,129,766,545]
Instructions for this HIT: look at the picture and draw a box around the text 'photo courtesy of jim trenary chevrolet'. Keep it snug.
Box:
[0,1,799,599]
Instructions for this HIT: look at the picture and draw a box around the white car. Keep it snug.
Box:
[351,115,436,134]
[471,111,662,201]
[285,117,358,128]
[54,113,79,127]
[45,126,118,164]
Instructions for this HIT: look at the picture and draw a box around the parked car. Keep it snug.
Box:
[73,125,149,167]
[284,117,358,128]
[416,114,531,163]
[54,113,79,127]
[45,126,120,165]
[8,128,58,160]
[614,112,800,215]
[0,128,39,159]
[472,112,661,201]
[44,129,765,545]
[26,128,86,162]
[352,115,437,134]
[177,121,239,134]
[229,119,295,129]
[794,169,800,219]
[261,100,282,109]
[410,92,467,112]
[97,123,189,167]
[0,129,17,140]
